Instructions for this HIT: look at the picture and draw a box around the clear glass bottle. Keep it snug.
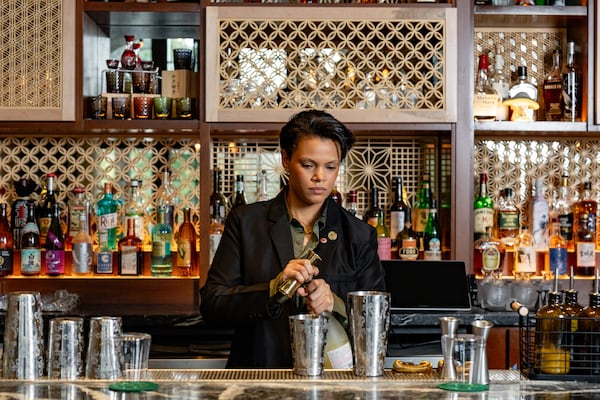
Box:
[67,186,90,251]
[490,47,510,121]
[474,173,494,242]
[548,219,568,277]
[208,202,224,265]
[151,208,173,276]
[473,53,499,121]
[509,66,538,101]
[46,202,65,276]
[543,49,563,121]
[118,218,143,276]
[232,174,247,209]
[71,212,93,276]
[0,203,14,277]
[176,208,197,277]
[38,173,57,248]
[124,179,146,245]
[562,41,581,122]
[515,225,536,277]
[423,199,442,260]
[473,226,504,277]
[345,190,359,218]
[554,174,574,252]
[21,202,41,276]
[530,179,549,251]
[255,170,270,202]
[575,181,596,276]
[156,170,178,236]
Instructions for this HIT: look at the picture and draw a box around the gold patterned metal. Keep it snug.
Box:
[0,0,75,121]
[206,6,457,123]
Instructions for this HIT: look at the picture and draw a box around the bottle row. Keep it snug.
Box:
[474,41,581,122]
[473,172,600,278]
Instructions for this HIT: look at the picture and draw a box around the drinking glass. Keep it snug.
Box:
[153,96,172,119]
[134,96,153,119]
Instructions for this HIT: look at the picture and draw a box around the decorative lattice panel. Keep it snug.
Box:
[0,0,75,120]
[206,6,457,122]
[474,139,600,229]
[474,28,566,120]
[0,136,200,243]
[212,137,450,222]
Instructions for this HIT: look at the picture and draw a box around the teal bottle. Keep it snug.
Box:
[151,208,173,276]
[96,182,119,251]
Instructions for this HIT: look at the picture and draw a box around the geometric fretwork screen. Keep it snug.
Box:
[0,0,75,120]
[0,136,200,245]
[475,139,600,230]
[206,7,457,123]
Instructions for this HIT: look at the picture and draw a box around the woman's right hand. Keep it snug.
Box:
[280,258,320,286]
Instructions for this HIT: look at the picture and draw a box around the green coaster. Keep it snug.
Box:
[438,382,489,392]
[109,381,160,392]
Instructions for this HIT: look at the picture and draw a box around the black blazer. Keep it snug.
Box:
[200,190,386,368]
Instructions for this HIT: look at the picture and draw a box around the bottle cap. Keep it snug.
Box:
[478,54,489,70]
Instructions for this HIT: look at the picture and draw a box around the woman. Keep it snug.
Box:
[200,110,385,368]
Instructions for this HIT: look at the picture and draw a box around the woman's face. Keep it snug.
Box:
[282,135,341,208]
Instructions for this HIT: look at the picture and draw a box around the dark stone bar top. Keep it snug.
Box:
[1,370,599,399]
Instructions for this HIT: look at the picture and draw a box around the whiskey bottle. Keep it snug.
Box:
[176,208,197,276]
[575,181,596,276]
[496,188,520,274]
[490,47,509,121]
[508,66,538,121]
[67,186,90,251]
[473,226,504,277]
[151,208,173,276]
[548,219,568,277]
[543,49,563,121]
[562,41,581,122]
[124,179,146,245]
[473,53,499,121]
[515,225,536,278]
[232,174,247,209]
[20,202,41,276]
[554,174,574,251]
[46,203,65,276]
[118,218,143,276]
[71,212,93,276]
[0,204,14,277]
[423,199,442,260]
[474,173,494,242]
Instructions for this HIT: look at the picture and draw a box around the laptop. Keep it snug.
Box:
[382,260,472,312]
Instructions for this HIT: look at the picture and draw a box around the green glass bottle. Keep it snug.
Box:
[423,199,442,260]
[414,173,432,252]
[375,205,391,261]
[474,173,494,242]
[151,208,173,276]
[97,182,119,251]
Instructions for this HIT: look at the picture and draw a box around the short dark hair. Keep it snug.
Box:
[280,110,355,161]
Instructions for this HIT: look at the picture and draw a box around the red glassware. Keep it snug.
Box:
[121,35,137,70]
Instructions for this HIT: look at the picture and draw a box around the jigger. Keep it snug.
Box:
[439,317,460,380]
[471,319,494,385]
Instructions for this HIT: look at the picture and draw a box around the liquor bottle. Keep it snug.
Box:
[490,47,509,121]
[255,170,270,202]
[156,170,178,234]
[345,190,359,218]
[562,41,581,122]
[508,66,539,121]
[554,174,574,251]
[121,35,137,70]
[208,202,224,265]
[577,271,600,375]
[364,186,382,229]
[423,199,442,260]
[97,182,119,252]
[562,267,583,370]
[548,219,568,277]
[575,181,596,276]
[176,208,197,277]
[232,175,247,209]
[324,313,354,370]
[414,173,432,247]
[515,225,536,278]
[473,226,504,277]
[45,202,65,276]
[210,169,227,220]
[124,179,146,245]
[71,212,93,276]
[21,202,41,276]
[398,208,419,261]
[118,218,143,276]
[38,173,58,247]
[0,204,14,277]
[474,173,494,242]
[530,179,549,254]
[375,204,391,261]
[151,208,173,276]
[389,176,408,245]
[496,187,520,274]
[473,53,499,121]
[535,275,570,374]
[11,178,36,249]
[543,49,563,121]
[67,186,90,252]
[329,185,343,206]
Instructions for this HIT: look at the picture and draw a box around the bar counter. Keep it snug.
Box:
[1,370,599,399]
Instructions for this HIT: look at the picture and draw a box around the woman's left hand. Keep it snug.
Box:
[297,279,334,314]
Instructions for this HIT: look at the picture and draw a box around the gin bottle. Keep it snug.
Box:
[151,208,173,276]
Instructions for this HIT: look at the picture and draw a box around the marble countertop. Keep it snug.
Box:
[0,370,599,399]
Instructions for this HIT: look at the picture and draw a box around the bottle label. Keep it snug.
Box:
[377,237,391,261]
[72,243,93,274]
[68,207,85,238]
[326,341,354,369]
[45,250,65,275]
[176,239,192,267]
[209,233,222,264]
[99,212,118,232]
[515,246,536,274]
[414,209,429,233]
[497,211,520,230]
[424,238,442,260]
[389,211,405,239]
[21,248,41,274]
[481,246,501,272]
[562,71,580,121]
[474,208,494,234]
[576,242,595,267]
[120,245,139,275]
[399,239,419,260]
[126,215,145,242]
[531,202,549,250]
[558,213,573,241]
[0,249,13,273]
[38,217,51,245]
[549,247,567,276]
[12,199,28,248]
[474,93,498,120]
[96,251,114,274]
[152,240,170,257]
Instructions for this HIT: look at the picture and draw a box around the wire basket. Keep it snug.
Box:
[520,314,600,382]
